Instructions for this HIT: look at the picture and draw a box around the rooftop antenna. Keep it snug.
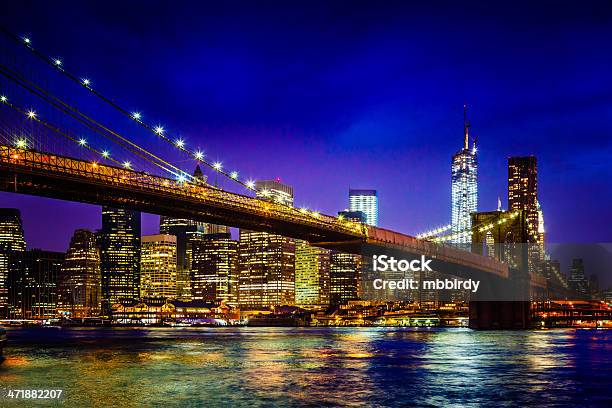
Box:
[463,104,470,150]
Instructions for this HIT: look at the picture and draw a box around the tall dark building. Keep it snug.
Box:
[508,156,543,275]
[58,229,101,318]
[568,258,589,298]
[329,252,361,307]
[9,249,64,319]
[191,233,238,304]
[0,209,26,317]
[508,156,539,243]
[100,207,141,312]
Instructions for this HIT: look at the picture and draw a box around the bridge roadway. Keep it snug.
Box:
[0,145,509,281]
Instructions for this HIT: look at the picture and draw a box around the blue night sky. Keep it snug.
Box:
[1,1,611,262]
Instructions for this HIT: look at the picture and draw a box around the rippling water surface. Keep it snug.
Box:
[0,327,611,407]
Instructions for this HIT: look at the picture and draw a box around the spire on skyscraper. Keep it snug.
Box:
[463,104,470,150]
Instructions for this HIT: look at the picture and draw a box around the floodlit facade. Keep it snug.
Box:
[451,107,477,245]
[100,207,141,311]
[140,234,177,300]
[0,208,26,317]
[191,233,238,304]
[58,229,101,317]
[349,189,378,226]
[295,240,330,309]
[255,179,294,206]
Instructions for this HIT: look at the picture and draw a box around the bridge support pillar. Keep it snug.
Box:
[468,301,531,330]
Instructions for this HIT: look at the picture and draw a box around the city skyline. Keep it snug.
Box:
[0,1,611,251]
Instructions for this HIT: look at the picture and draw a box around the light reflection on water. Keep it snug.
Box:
[0,327,610,407]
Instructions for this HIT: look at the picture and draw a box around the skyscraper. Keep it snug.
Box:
[508,156,539,243]
[451,105,478,245]
[568,259,589,298]
[329,251,361,307]
[99,207,141,312]
[349,189,378,226]
[0,209,26,317]
[9,249,64,319]
[191,233,238,304]
[239,179,296,309]
[508,156,543,274]
[58,229,101,318]
[295,241,330,309]
[140,234,177,300]
[159,165,227,300]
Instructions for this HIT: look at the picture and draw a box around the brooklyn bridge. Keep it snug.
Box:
[0,28,564,328]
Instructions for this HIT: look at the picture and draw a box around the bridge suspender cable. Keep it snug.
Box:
[0,27,257,193]
[0,96,125,167]
[0,63,186,179]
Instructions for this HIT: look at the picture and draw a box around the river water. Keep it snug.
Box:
[0,327,610,407]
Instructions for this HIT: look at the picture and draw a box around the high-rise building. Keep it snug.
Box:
[159,165,228,301]
[329,252,361,306]
[99,207,141,312]
[58,229,101,318]
[349,189,378,226]
[9,249,64,319]
[295,241,330,309]
[0,209,26,317]
[451,105,478,245]
[191,233,238,304]
[508,156,539,242]
[140,234,177,300]
[238,179,296,309]
[508,156,543,274]
[255,179,294,206]
[568,258,589,298]
[238,231,295,308]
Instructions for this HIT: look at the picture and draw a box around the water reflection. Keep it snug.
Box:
[0,327,610,407]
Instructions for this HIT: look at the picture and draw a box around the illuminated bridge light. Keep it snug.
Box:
[23,36,31,44]
[213,161,222,171]
[311,212,320,218]
[230,171,238,179]
[194,151,204,160]
[154,125,165,135]
[101,150,110,158]
[15,139,27,148]
[54,58,62,66]
[245,180,255,189]
[122,161,132,169]
[300,207,309,214]
[82,78,91,86]
[0,95,7,102]
[260,188,270,197]
[78,138,87,146]
[27,110,37,119]
[177,174,186,183]
[175,138,185,148]
[91,161,98,168]
[131,111,142,120]
[337,214,345,221]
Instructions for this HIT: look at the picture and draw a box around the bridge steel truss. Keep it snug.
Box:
[0,144,508,279]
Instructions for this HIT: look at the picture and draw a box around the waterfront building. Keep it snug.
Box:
[99,207,141,312]
[58,229,101,317]
[239,179,296,309]
[329,252,361,307]
[8,249,64,319]
[191,233,238,304]
[0,209,26,317]
[349,189,378,226]
[140,234,177,300]
[295,240,330,309]
[451,105,478,246]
